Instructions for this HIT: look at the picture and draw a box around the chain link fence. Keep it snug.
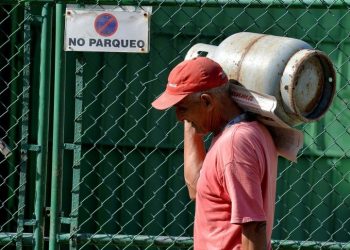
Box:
[0,1,350,249]
[0,2,34,249]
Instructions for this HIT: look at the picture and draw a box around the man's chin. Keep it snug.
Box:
[187,122,208,135]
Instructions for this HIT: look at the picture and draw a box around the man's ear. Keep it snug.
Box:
[200,93,213,109]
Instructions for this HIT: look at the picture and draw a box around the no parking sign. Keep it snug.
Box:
[94,13,118,37]
[64,5,152,53]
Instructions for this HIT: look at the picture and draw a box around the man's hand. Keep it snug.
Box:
[184,120,206,200]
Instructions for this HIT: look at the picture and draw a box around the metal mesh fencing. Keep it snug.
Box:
[0,2,33,249]
[0,1,350,250]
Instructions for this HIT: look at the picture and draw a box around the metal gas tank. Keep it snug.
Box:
[185,32,336,126]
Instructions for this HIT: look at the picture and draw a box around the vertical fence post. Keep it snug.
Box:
[69,52,85,250]
[49,2,65,250]
[34,3,52,250]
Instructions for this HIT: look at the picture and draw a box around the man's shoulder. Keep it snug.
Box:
[221,121,274,150]
[227,121,268,138]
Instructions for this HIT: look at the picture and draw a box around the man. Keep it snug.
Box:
[152,57,278,250]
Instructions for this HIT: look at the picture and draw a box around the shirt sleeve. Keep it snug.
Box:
[222,124,267,224]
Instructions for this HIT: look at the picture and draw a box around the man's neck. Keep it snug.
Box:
[212,100,243,135]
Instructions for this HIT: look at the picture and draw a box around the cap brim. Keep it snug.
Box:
[152,92,188,110]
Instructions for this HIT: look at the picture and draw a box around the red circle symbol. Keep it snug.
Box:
[94,13,118,37]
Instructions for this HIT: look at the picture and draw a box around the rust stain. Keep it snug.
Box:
[288,52,310,116]
[303,72,324,115]
[236,34,266,83]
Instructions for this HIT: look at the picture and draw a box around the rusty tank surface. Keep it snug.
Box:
[185,32,336,126]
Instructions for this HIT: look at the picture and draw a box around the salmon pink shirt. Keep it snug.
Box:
[194,121,278,250]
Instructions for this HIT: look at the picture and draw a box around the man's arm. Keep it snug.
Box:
[241,221,267,250]
[184,120,206,200]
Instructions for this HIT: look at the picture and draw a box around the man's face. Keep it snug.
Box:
[174,94,211,135]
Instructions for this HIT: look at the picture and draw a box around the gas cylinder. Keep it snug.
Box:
[185,32,336,126]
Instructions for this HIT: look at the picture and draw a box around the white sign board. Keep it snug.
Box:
[64,5,152,53]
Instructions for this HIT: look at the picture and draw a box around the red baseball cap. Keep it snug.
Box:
[152,57,228,110]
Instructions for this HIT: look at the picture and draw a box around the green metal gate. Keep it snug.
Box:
[0,1,349,249]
